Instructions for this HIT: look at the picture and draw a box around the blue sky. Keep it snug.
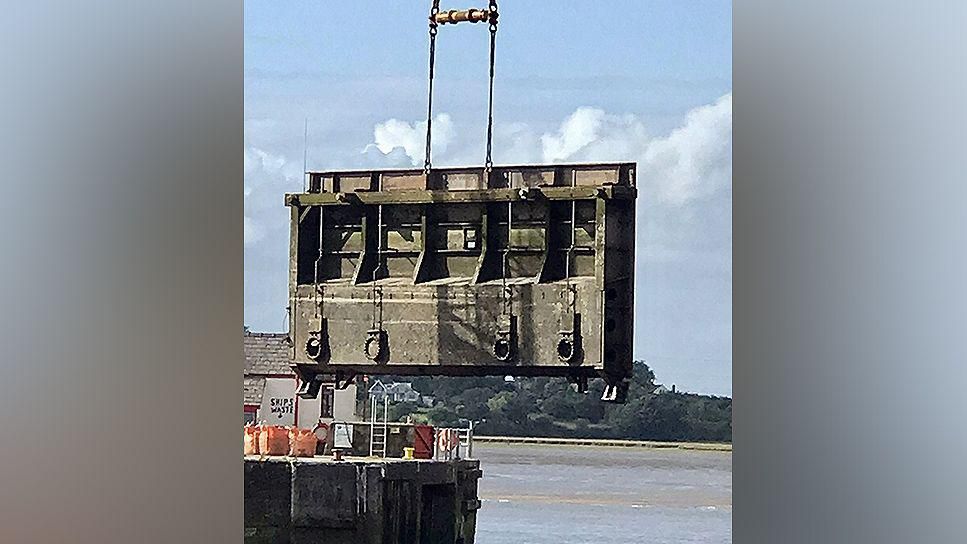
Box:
[244,1,732,396]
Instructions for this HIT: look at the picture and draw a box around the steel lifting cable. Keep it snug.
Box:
[372,204,384,330]
[502,199,512,318]
[566,200,577,321]
[314,206,324,321]
[484,0,498,172]
[424,0,441,176]
[423,0,499,176]
[567,170,580,322]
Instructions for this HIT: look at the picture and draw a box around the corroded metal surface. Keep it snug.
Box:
[245,457,481,544]
[287,162,636,401]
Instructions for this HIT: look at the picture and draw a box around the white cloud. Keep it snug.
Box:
[244,216,264,246]
[366,93,732,207]
[494,122,541,164]
[541,107,607,161]
[543,110,649,165]
[536,94,731,206]
[244,146,301,247]
[244,147,286,178]
[641,93,732,206]
[370,114,454,166]
[539,107,648,163]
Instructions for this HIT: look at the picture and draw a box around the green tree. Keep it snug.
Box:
[455,387,495,421]
[426,405,461,427]
[378,361,730,442]
[388,401,419,422]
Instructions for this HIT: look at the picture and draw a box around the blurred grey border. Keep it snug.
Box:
[735,1,967,542]
[1,2,965,543]
[0,2,242,542]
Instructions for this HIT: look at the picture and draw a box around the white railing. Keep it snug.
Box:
[434,421,474,460]
[321,419,476,460]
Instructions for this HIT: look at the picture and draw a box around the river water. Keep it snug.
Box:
[473,443,732,544]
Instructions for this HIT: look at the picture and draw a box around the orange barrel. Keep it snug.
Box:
[413,424,434,459]
[289,427,317,457]
[244,425,260,455]
[258,425,289,456]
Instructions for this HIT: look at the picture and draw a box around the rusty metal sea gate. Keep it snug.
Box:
[286,162,636,402]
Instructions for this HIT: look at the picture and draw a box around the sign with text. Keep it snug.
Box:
[258,378,296,426]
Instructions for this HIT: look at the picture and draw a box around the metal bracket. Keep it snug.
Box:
[557,313,582,363]
[364,329,388,362]
[557,331,577,362]
[304,318,330,362]
[333,372,357,391]
[567,375,589,394]
[601,377,630,403]
[295,368,323,399]
[517,186,542,200]
[493,314,517,362]
[295,368,357,399]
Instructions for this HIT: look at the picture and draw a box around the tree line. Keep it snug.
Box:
[376,361,731,443]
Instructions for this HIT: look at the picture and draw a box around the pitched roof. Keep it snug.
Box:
[244,376,266,406]
[386,382,417,394]
[244,332,294,376]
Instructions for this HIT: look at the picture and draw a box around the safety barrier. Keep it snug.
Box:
[434,422,475,460]
[244,420,477,459]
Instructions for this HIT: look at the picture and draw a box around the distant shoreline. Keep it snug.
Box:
[473,435,732,452]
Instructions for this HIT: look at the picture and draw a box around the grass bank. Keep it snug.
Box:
[473,435,732,452]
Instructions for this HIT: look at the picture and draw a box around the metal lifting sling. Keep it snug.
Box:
[288,3,637,406]
[424,1,499,176]
[423,1,512,362]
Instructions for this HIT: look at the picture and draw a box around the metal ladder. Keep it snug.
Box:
[457,420,475,459]
[369,393,389,457]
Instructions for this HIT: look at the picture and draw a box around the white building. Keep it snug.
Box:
[368,381,427,404]
[652,384,677,395]
[385,382,422,403]
[244,331,357,427]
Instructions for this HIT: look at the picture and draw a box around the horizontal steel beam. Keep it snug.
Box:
[286,186,636,207]
[304,162,634,178]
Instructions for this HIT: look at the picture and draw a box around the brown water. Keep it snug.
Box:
[473,443,732,544]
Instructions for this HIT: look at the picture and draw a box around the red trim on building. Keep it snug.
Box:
[293,378,299,424]
[244,405,259,413]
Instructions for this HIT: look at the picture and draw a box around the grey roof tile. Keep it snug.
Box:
[243,332,294,406]
[244,376,266,405]
[244,332,294,376]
